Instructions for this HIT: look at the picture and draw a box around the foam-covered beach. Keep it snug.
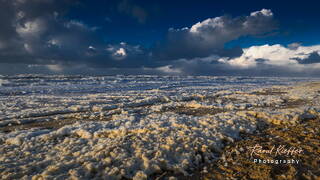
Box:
[0,75,319,179]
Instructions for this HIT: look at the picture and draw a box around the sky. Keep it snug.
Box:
[0,0,320,76]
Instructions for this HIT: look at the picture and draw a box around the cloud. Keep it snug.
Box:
[154,9,277,60]
[165,43,320,76]
[16,18,47,38]
[103,42,147,63]
[113,48,127,59]
[154,65,182,74]
[224,44,320,68]
[250,9,273,17]
[2,43,320,76]
[106,43,129,60]
[46,64,63,72]
[0,0,106,65]
[1,2,320,77]
[0,4,278,72]
[0,0,155,70]
[297,51,320,64]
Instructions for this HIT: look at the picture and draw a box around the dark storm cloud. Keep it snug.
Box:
[0,0,90,64]
[0,0,152,68]
[297,51,320,64]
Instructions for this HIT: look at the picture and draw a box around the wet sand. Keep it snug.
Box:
[163,82,320,180]
[193,113,320,180]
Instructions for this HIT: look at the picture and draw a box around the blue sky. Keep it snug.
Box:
[61,0,320,46]
[64,0,320,46]
[0,0,320,76]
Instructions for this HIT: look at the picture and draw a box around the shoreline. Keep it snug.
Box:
[1,80,320,179]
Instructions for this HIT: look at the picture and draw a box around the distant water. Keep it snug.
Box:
[0,75,318,96]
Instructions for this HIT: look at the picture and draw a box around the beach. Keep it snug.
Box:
[0,76,319,180]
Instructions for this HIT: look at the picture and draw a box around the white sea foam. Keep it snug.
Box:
[0,75,319,179]
[0,79,9,86]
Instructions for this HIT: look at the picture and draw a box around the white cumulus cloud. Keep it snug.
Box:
[250,9,273,17]
[113,48,127,60]
[225,44,320,68]
[156,9,277,60]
